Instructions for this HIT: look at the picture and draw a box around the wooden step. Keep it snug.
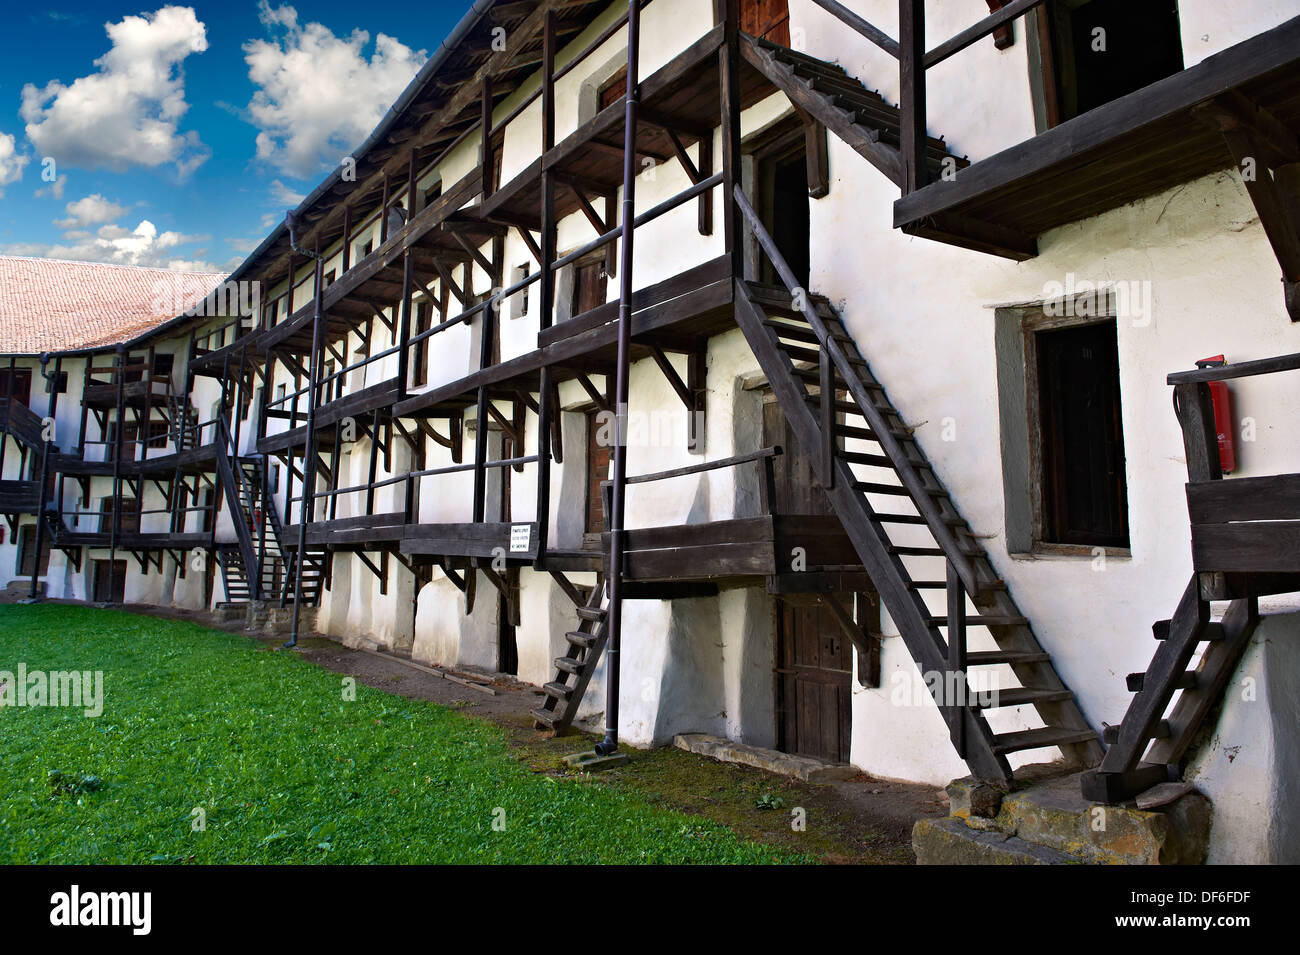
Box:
[1101,719,1170,745]
[543,681,574,700]
[565,630,597,649]
[978,687,1074,709]
[991,726,1099,756]
[926,614,1029,628]
[555,657,584,676]
[840,450,891,467]
[1127,671,1197,693]
[530,707,559,727]
[877,511,963,527]
[852,481,910,496]
[964,649,1048,666]
[1153,619,1224,641]
[575,606,605,622]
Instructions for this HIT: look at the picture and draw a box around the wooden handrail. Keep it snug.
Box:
[1167,351,1300,384]
[923,0,1047,69]
[734,183,984,597]
[808,0,899,59]
[601,446,782,488]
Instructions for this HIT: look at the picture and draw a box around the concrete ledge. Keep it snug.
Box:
[914,817,1082,865]
[672,733,858,783]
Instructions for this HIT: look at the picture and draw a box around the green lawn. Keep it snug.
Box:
[0,604,800,864]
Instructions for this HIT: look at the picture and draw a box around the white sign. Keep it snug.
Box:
[510,524,531,553]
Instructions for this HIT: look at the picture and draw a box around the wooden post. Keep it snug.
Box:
[397,251,414,397]
[819,345,834,487]
[899,0,928,194]
[719,0,743,279]
[28,354,60,600]
[481,75,495,199]
[539,10,557,331]
[946,561,967,757]
[1174,382,1223,484]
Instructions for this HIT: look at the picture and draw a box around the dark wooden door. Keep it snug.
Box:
[584,411,611,545]
[742,0,790,46]
[93,560,126,603]
[572,256,607,317]
[762,400,833,516]
[776,600,852,762]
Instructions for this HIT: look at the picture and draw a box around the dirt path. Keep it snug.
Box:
[52,600,951,863]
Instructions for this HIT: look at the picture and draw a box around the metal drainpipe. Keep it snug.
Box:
[29,353,56,600]
[285,212,326,649]
[594,0,641,758]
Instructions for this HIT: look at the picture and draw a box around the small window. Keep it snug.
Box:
[509,264,530,320]
[1031,319,1129,548]
[598,68,627,111]
[411,301,433,388]
[571,253,608,318]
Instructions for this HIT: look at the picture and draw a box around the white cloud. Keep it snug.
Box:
[0,133,30,196]
[6,219,212,270]
[34,174,68,200]
[269,178,305,207]
[21,5,209,175]
[54,193,129,229]
[244,2,425,178]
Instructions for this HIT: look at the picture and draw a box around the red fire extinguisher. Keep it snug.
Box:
[1196,355,1236,474]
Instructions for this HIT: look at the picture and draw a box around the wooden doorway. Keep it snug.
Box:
[752,129,811,289]
[583,409,611,549]
[764,397,852,763]
[762,399,833,516]
[741,0,790,46]
[775,601,852,762]
[92,560,127,604]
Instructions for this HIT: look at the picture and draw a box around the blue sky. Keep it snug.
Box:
[0,2,465,273]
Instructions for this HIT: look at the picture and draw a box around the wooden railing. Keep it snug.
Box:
[1169,352,1300,596]
[806,0,1049,193]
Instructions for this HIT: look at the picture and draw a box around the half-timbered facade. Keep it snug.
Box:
[3,0,1299,863]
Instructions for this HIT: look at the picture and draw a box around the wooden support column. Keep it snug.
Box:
[481,74,495,199]
[539,9,558,331]
[719,0,744,279]
[899,0,928,194]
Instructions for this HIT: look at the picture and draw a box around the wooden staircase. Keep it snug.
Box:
[214,420,325,607]
[731,188,1101,787]
[740,34,968,188]
[1082,580,1260,802]
[0,398,47,451]
[531,579,609,735]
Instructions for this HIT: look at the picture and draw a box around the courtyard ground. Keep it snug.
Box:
[0,602,945,864]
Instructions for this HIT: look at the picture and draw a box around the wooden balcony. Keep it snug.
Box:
[892,15,1300,261]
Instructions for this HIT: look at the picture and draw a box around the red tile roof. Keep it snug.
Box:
[0,255,226,355]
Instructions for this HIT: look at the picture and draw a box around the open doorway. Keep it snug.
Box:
[1030,0,1184,129]
[747,122,811,289]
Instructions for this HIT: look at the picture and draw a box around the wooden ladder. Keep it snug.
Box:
[1082,580,1260,802]
[532,579,609,736]
[732,189,1101,786]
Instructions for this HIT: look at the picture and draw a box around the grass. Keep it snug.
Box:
[0,604,805,864]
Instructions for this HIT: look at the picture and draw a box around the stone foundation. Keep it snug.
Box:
[914,771,1212,865]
